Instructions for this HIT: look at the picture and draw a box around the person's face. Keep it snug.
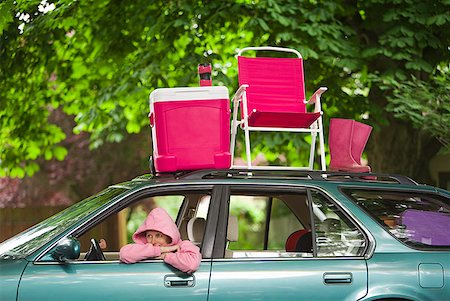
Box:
[146,230,171,246]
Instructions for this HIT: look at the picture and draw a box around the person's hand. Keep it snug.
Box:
[99,238,107,249]
[160,245,180,254]
[156,245,179,259]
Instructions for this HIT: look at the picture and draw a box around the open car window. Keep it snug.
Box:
[40,189,212,262]
[225,189,367,259]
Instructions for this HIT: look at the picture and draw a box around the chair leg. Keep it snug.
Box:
[244,125,252,168]
[318,116,326,171]
[230,94,242,168]
[230,121,238,166]
[309,132,317,170]
[329,118,371,172]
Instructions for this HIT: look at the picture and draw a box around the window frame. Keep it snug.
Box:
[213,184,371,260]
[308,188,369,257]
[35,183,221,263]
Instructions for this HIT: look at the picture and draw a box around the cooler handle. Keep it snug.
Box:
[149,112,154,127]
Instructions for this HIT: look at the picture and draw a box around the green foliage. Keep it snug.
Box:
[0,1,14,35]
[386,65,450,151]
[1,0,449,177]
[229,196,267,249]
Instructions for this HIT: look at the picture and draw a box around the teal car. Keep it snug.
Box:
[1,169,449,301]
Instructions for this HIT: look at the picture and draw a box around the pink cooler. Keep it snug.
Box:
[149,86,231,172]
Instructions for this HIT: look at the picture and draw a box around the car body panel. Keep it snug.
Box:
[363,252,450,301]
[209,258,368,301]
[18,260,211,301]
[0,258,29,301]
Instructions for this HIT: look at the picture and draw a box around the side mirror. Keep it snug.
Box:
[50,236,80,262]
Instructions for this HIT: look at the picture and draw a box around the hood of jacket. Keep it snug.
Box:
[132,208,181,246]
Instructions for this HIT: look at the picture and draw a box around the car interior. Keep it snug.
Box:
[69,188,366,262]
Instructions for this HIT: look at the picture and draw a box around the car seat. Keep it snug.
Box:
[285,229,312,253]
[187,217,206,246]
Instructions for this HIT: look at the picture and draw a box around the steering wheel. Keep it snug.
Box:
[84,238,106,261]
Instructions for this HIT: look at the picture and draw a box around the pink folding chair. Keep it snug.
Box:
[230,46,327,170]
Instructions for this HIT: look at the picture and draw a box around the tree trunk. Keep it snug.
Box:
[366,113,441,186]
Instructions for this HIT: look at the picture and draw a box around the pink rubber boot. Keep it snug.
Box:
[351,121,372,169]
[329,118,372,172]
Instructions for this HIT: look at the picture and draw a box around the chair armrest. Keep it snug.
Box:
[306,87,327,105]
[231,84,249,125]
[231,84,249,105]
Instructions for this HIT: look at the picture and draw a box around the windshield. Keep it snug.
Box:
[0,187,126,259]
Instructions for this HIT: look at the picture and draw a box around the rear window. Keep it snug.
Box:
[343,189,450,249]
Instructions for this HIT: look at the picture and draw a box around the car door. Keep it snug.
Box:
[17,186,220,301]
[208,185,369,301]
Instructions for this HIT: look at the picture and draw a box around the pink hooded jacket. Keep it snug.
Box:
[119,208,201,273]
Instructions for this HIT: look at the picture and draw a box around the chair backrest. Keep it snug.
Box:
[238,55,306,116]
[187,217,206,246]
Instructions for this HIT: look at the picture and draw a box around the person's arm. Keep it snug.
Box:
[163,240,202,273]
[119,243,162,263]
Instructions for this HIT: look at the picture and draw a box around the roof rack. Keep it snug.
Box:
[176,169,419,186]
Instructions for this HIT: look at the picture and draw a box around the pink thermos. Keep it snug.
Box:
[198,63,212,86]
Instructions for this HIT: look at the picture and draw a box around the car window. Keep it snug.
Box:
[124,195,185,244]
[0,187,126,259]
[311,191,366,257]
[40,190,211,262]
[226,189,366,258]
[344,189,450,249]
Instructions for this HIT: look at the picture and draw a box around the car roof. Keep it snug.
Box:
[110,169,437,193]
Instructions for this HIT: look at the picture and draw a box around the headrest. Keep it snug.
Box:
[227,215,238,242]
[187,217,206,245]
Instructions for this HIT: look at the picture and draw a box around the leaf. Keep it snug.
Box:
[53,146,68,161]
[25,162,40,177]
[10,166,25,178]
[27,143,41,160]
[44,149,53,160]
[0,1,14,35]
[257,18,270,32]
[126,121,140,134]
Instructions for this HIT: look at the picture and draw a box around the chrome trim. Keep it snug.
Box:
[212,256,367,262]
[33,258,211,265]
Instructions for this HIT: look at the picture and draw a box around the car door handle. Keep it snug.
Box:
[323,272,352,284]
[164,275,195,287]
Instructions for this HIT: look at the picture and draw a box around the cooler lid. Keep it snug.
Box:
[150,86,229,103]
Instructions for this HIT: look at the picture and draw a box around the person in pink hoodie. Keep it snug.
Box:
[119,207,201,273]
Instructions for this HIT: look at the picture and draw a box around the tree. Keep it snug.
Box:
[1,0,449,183]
